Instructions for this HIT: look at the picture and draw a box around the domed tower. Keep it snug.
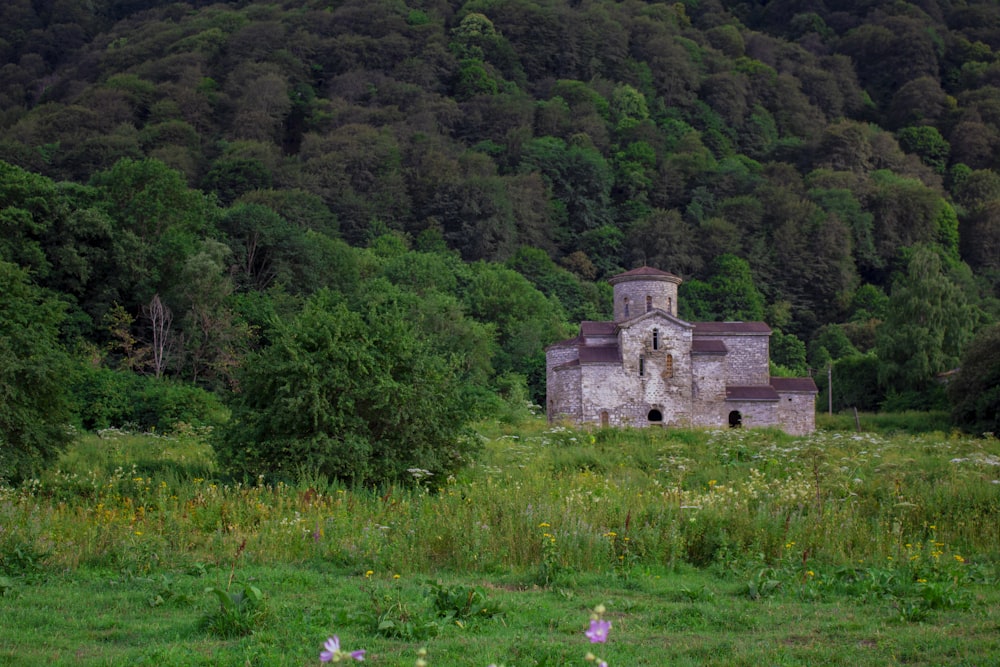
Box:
[608,266,682,322]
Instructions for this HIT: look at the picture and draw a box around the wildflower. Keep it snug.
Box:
[954,555,965,563]
[320,635,365,662]
[586,618,611,644]
[538,522,550,528]
[364,570,374,578]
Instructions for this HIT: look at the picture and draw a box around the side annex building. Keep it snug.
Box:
[545,267,818,435]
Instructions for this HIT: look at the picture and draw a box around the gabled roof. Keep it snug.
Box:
[726,385,780,401]
[580,321,617,336]
[546,334,582,350]
[579,345,621,363]
[693,321,772,335]
[617,308,694,330]
[771,377,819,393]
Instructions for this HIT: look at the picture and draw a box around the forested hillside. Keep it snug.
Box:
[2,0,1000,482]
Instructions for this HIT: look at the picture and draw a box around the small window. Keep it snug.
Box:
[652,328,659,350]
[665,353,674,378]
[623,297,629,318]
[668,296,673,314]
[648,409,663,422]
[639,354,645,376]
[646,295,653,312]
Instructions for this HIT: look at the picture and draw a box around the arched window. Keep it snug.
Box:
[646,295,653,312]
[665,353,674,378]
[623,297,629,318]
[668,296,673,314]
[647,409,663,422]
[639,354,645,376]
[652,328,659,350]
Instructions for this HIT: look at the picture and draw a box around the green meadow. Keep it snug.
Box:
[1,415,998,666]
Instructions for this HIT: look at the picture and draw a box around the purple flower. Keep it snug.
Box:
[320,635,366,662]
[585,618,611,644]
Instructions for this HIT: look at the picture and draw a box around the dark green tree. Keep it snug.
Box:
[876,246,982,405]
[680,254,766,322]
[214,288,479,485]
[0,261,74,484]
[948,323,1000,435]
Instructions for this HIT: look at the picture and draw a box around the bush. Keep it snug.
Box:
[70,366,226,432]
[214,288,480,485]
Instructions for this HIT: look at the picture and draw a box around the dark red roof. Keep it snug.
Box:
[726,385,780,401]
[692,339,727,355]
[612,266,681,279]
[580,321,617,336]
[546,335,581,349]
[771,377,819,393]
[579,345,621,363]
[693,322,772,334]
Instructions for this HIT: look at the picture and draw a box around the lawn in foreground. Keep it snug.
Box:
[1,417,998,665]
[1,562,998,666]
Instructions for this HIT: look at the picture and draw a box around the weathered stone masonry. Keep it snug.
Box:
[546,267,818,435]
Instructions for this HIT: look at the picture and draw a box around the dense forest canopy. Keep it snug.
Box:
[2,0,1000,481]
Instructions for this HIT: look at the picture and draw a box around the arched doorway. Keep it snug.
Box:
[728,410,742,428]
[600,411,610,427]
[648,409,663,423]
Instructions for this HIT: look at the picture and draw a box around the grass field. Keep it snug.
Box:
[1,414,998,666]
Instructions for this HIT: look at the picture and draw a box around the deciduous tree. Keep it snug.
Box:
[0,261,73,484]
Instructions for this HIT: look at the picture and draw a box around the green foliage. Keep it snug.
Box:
[200,583,268,638]
[876,246,982,396]
[0,261,73,484]
[425,579,502,622]
[214,288,480,485]
[518,136,615,238]
[896,125,950,174]
[770,330,807,375]
[680,254,765,321]
[0,0,998,420]
[462,262,571,403]
[948,323,1000,435]
[69,365,227,432]
[832,353,883,412]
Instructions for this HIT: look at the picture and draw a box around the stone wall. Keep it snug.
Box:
[548,364,582,420]
[776,392,817,435]
[707,333,770,385]
[690,355,727,427]
[612,279,678,320]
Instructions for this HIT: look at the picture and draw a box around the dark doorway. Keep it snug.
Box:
[648,409,663,422]
[728,410,742,428]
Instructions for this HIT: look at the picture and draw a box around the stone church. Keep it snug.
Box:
[545,266,818,435]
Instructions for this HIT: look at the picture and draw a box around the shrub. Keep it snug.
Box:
[70,365,226,432]
[213,288,480,485]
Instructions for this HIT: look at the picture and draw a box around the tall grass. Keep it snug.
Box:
[1,419,997,582]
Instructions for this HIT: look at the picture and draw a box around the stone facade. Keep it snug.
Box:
[546,267,818,435]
